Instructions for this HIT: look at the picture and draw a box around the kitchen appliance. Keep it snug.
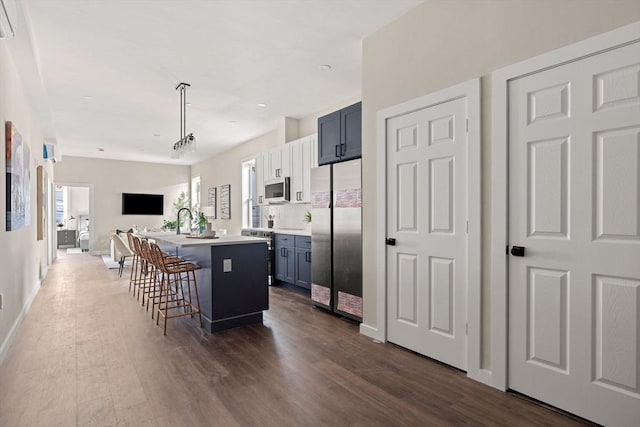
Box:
[264,177,290,203]
[241,228,275,285]
[310,159,362,321]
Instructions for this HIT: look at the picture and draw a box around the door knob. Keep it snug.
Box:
[510,246,525,257]
[385,238,396,246]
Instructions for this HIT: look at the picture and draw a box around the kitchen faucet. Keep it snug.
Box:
[176,207,193,235]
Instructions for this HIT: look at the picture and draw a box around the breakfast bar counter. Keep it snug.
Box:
[138,232,269,332]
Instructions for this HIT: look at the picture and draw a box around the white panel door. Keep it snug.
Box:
[386,97,468,370]
[508,41,640,426]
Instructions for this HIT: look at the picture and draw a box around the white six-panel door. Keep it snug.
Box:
[508,41,640,426]
[386,97,468,370]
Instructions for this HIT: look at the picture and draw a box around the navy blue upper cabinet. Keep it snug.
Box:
[318,102,361,165]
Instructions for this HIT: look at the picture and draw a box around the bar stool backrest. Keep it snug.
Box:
[127,233,140,256]
[149,242,170,272]
[140,239,154,265]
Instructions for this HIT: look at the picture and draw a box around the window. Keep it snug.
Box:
[55,185,65,225]
[191,175,201,213]
[241,159,257,228]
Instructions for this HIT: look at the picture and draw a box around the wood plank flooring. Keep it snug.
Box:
[0,250,591,426]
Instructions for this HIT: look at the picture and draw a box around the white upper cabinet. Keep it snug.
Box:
[264,146,290,181]
[253,134,316,205]
[255,154,267,205]
[290,134,315,203]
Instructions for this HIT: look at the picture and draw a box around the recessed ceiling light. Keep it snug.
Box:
[229,120,237,123]
[257,103,266,108]
[320,64,332,71]
[83,95,94,100]
[97,148,105,152]
[153,133,160,137]
[186,102,192,107]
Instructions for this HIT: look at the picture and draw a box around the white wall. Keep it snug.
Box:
[54,156,190,253]
[361,0,640,371]
[0,42,53,361]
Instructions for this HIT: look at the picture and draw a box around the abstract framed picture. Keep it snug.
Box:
[5,121,31,231]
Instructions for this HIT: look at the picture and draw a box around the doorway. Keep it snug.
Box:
[54,183,92,253]
[376,78,481,375]
[492,22,640,426]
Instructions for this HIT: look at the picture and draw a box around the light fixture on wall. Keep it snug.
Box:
[171,82,195,158]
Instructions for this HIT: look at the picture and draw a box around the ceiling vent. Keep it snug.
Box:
[0,0,16,39]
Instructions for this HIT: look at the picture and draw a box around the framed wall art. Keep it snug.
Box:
[220,184,230,220]
[5,121,31,231]
[207,186,217,219]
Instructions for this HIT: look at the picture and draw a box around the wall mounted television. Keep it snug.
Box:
[121,193,164,215]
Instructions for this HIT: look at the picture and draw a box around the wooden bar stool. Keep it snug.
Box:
[138,239,161,309]
[126,233,145,295]
[139,239,185,318]
[149,242,203,335]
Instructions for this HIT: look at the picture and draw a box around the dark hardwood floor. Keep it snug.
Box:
[0,250,590,426]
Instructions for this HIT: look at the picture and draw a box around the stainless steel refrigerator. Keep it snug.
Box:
[310,159,362,322]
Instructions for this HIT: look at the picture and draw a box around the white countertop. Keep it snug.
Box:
[138,231,269,247]
[243,227,311,237]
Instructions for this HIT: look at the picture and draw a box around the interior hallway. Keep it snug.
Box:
[0,250,591,426]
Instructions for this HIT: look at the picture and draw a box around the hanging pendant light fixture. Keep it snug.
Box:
[171,82,195,158]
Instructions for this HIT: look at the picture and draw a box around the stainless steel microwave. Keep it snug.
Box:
[264,177,290,203]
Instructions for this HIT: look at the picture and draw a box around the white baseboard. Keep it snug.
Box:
[359,323,385,342]
[467,367,503,390]
[0,278,42,366]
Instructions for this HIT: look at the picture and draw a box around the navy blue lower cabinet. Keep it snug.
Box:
[275,234,296,285]
[295,247,311,289]
[275,234,311,289]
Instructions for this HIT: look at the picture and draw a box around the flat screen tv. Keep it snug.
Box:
[121,193,164,215]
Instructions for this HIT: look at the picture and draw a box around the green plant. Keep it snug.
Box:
[304,211,312,223]
[172,191,190,213]
[163,191,191,228]
[198,211,207,228]
[162,219,177,230]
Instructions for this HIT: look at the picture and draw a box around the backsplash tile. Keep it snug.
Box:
[260,203,311,231]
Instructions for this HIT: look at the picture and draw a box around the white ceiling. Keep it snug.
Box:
[18,0,422,165]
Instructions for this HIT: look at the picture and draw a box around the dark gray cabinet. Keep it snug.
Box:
[57,229,76,248]
[275,234,295,284]
[318,101,361,165]
[275,234,311,289]
[294,236,311,290]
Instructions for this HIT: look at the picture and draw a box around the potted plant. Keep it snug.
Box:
[265,213,275,228]
[198,211,208,234]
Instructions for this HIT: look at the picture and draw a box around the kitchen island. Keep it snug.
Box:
[138,232,269,333]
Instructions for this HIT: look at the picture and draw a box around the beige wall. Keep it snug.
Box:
[54,157,190,253]
[361,0,640,369]
[0,43,53,359]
